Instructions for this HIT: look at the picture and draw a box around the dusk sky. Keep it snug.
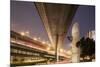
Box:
[11,1,95,49]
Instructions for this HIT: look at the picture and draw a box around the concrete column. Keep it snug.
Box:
[71,23,80,63]
[71,41,80,63]
[55,34,64,62]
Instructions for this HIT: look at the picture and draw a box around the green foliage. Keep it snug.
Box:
[76,37,95,61]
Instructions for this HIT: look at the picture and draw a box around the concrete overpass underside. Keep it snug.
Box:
[35,2,78,61]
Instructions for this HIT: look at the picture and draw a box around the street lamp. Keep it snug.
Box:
[33,37,37,41]
[47,47,50,51]
[20,32,25,36]
[60,48,63,52]
[26,31,29,34]
[26,31,30,36]
[42,41,46,44]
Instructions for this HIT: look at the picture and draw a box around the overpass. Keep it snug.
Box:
[10,2,78,66]
[35,2,78,61]
[10,31,70,66]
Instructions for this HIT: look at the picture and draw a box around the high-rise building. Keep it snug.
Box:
[86,30,95,40]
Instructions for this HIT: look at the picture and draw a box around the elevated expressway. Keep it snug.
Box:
[35,2,78,62]
[10,31,70,66]
[10,2,78,66]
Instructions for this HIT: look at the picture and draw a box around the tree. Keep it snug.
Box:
[76,37,95,62]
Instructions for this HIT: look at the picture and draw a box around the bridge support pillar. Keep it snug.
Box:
[71,23,80,63]
[55,34,64,62]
